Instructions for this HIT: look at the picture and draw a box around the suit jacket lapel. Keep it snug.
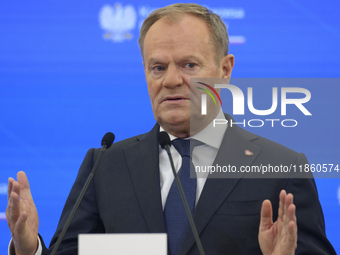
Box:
[179,116,262,255]
[124,123,166,233]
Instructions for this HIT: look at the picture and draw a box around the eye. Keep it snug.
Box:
[151,65,165,72]
[150,65,166,78]
[155,66,165,71]
[186,63,196,68]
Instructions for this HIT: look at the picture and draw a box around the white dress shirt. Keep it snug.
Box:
[9,109,227,255]
[159,109,227,209]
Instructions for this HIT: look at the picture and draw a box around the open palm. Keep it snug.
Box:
[259,190,297,255]
[6,171,39,255]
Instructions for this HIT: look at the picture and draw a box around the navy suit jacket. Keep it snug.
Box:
[42,115,336,254]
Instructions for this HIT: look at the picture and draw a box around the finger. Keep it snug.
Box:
[285,193,294,207]
[9,189,21,223]
[260,199,273,230]
[284,193,294,225]
[17,171,34,201]
[278,189,286,220]
[287,202,296,226]
[287,204,297,246]
[12,180,21,196]
[8,177,15,201]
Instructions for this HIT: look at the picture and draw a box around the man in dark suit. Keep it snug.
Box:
[6,3,336,255]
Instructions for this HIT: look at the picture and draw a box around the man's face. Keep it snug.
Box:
[143,14,233,137]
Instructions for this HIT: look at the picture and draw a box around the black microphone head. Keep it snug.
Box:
[101,132,115,149]
[158,131,171,149]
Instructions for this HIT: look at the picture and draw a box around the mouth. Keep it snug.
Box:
[162,95,189,103]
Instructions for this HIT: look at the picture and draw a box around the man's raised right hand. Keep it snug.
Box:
[6,171,39,255]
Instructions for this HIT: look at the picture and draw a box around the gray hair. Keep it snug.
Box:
[138,3,229,63]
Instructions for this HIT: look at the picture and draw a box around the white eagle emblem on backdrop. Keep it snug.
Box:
[99,3,137,42]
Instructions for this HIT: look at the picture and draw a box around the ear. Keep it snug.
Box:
[219,54,235,79]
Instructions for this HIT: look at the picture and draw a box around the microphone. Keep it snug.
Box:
[50,132,115,255]
[158,131,205,255]
[102,132,115,148]
[158,131,171,148]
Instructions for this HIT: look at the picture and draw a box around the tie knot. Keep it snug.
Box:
[172,139,203,157]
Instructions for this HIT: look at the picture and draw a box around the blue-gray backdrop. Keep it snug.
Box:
[1,0,339,253]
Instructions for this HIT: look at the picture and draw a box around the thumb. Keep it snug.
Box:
[15,211,28,234]
[260,199,273,231]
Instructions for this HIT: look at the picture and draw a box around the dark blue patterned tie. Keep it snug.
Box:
[164,139,201,255]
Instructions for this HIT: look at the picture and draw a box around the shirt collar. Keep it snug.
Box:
[159,108,227,150]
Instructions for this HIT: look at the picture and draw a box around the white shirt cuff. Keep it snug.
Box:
[8,236,42,255]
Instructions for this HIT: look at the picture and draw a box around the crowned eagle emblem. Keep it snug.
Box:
[99,3,137,42]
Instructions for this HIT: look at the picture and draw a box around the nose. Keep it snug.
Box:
[162,64,184,88]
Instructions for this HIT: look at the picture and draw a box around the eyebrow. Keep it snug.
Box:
[147,55,203,66]
[148,58,162,66]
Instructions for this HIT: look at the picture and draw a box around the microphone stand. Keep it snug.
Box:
[163,143,206,255]
[50,133,114,255]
